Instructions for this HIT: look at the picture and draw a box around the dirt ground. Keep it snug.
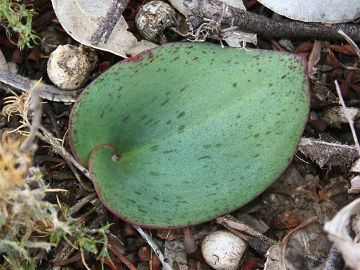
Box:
[1,0,360,269]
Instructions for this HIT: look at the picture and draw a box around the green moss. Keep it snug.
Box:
[0,0,40,48]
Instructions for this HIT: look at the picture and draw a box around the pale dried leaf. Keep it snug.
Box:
[257,0,360,23]
[264,243,286,270]
[348,175,360,194]
[298,137,358,168]
[338,30,360,59]
[51,0,157,57]
[324,198,360,269]
[351,159,360,173]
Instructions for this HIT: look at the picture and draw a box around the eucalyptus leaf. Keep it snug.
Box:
[51,0,157,57]
[258,0,360,23]
[69,43,309,228]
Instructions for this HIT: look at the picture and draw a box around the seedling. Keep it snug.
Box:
[69,42,309,228]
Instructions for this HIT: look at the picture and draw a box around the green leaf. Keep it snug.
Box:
[69,42,309,228]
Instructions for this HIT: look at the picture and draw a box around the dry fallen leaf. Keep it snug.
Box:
[298,137,358,168]
[324,198,360,270]
[351,159,360,173]
[257,0,360,23]
[51,0,157,57]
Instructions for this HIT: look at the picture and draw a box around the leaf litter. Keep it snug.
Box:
[2,0,360,269]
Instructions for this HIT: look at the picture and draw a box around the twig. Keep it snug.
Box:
[0,71,80,103]
[217,215,276,255]
[338,29,360,59]
[36,127,93,192]
[280,217,317,269]
[90,0,131,45]
[108,240,137,270]
[334,80,360,155]
[38,126,90,178]
[80,248,92,270]
[20,80,42,153]
[69,193,97,216]
[185,0,360,42]
[133,226,174,270]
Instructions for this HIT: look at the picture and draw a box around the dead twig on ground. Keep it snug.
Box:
[0,71,80,103]
[338,29,360,59]
[108,239,137,270]
[334,80,360,154]
[133,226,174,270]
[185,0,360,42]
[217,215,276,255]
[90,0,131,45]
[20,80,42,153]
[36,127,93,192]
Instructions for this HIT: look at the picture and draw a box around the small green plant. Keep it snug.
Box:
[1,92,112,270]
[0,133,112,270]
[0,0,40,48]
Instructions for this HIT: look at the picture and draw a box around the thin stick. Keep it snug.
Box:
[69,193,97,216]
[36,130,93,192]
[334,80,360,155]
[108,240,137,270]
[20,81,42,153]
[0,71,80,103]
[90,0,131,45]
[39,126,89,176]
[338,29,360,59]
[186,0,360,42]
[133,226,173,270]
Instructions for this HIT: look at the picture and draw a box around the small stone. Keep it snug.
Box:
[201,231,247,270]
[47,45,97,90]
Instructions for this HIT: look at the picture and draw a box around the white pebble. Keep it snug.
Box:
[201,231,247,270]
[47,45,96,90]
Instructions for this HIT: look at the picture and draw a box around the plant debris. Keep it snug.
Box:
[2,0,360,269]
